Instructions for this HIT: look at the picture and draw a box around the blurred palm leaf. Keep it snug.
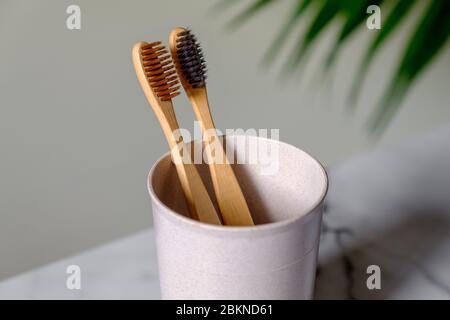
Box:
[325,0,383,69]
[227,0,277,28]
[349,0,418,109]
[219,0,450,134]
[286,0,341,73]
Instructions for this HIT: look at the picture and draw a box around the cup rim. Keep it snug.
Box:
[147,134,328,233]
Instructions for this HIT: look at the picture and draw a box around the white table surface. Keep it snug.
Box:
[1,125,450,299]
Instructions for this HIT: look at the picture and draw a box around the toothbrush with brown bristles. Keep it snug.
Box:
[169,28,254,226]
[132,41,221,225]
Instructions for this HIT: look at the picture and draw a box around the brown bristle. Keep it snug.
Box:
[175,29,207,88]
[140,42,180,101]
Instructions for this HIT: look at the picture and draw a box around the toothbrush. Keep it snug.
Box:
[169,28,254,226]
[132,41,221,225]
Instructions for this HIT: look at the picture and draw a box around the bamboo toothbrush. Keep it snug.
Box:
[169,28,254,226]
[132,41,221,225]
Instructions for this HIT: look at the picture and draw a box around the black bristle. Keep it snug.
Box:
[176,29,207,88]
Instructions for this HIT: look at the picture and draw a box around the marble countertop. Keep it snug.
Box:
[1,125,450,299]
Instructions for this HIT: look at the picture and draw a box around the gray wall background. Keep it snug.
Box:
[1,0,449,280]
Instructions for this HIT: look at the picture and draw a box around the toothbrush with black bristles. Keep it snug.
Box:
[169,27,254,226]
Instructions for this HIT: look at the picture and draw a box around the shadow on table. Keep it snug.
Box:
[314,209,450,300]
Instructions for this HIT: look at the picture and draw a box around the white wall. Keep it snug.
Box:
[1,0,449,279]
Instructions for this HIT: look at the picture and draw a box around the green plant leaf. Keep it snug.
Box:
[325,0,384,70]
[261,0,315,65]
[284,0,341,73]
[370,0,450,134]
[227,0,277,30]
[349,0,418,109]
[222,0,450,135]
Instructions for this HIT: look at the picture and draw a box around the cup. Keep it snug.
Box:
[147,135,328,299]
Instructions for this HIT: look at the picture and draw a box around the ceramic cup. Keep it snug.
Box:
[147,135,328,299]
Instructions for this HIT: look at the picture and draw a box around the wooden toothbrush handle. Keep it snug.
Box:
[171,148,222,225]
[190,90,254,226]
[159,103,222,225]
[205,138,254,226]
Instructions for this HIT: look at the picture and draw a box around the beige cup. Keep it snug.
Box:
[147,135,328,299]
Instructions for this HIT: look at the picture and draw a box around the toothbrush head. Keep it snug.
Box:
[171,28,207,89]
[137,41,180,101]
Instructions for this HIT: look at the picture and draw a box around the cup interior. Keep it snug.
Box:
[150,135,327,226]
